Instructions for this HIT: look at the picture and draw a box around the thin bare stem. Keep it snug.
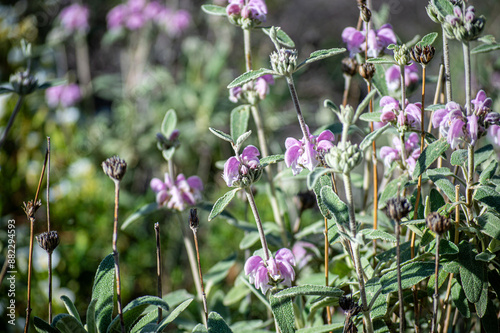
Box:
[463,42,472,116]
[324,216,331,325]
[46,137,53,324]
[428,64,445,134]
[431,235,441,333]
[286,75,310,143]
[0,95,24,150]
[442,31,452,103]
[342,75,352,108]
[154,222,163,324]
[112,180,126,333]
[367,80,379,254]
[243,28,252,72]
[245,188,270,262]
[395,219,404,333]
[191,227,208,325]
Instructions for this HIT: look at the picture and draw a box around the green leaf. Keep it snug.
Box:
[458,241,484,303]
[227,68,275,89]
[161,109,177,138]
[107,296,170,333]
[261,27,295,48]
[121,203,158,230]
[360,123,391,151]
[55,315,87,333]
[204,254,237,285]
[425,238,459,255]
[367,57,396,64]
[208,188,240,221]
[474,144,494,168]
[380,262,435,293]
[162,147,175,161]
[86,299,98,333]
[360,229,396,242]
[426,169,456,201]
[413,138,449,178]
[432,0,454,18]
[274,285,343,298]
[372,64,389,97]
[201,4,227,16]
[425,104,446,111]
[130,310,158,333]
[479,35,496,44]
[298,48,346,69]
[451,280,470,318]
[450,149,467,166]
[480,160,498,185]
[193,324,209,333]
[209,127,234,143]
[307,167,332,190]
[224,281,251,306]
[378,176,408,209]
[239,231,259,249]
[475,251,496,262]
[92,254,115,333]
[296,323,344,333]
[474,185,500,213]
[475,280,489,318]
[481,300,500,333]
[416,32,438,47]
[60,295,82,323]
[155,298,193,332]
[235,130,252,148]
[0,86,15,94]
[471,43,500,54]
[230,105,250,142]
[208,312,233,333]
[354,89,378,122]
[366,278,387,320]
[34,317,60,333]
[260,154,284,167]
[269,294,296,333]
[321,186,349,229]
[312,175,333,219]
[359,112,382,122]
[477,213,500,241]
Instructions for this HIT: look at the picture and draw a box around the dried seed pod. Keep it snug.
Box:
[102,156,127,182]
[426,212,451,235]
[342,57,358,77]
[360,4,371,23]
[410,45,435,66]
[384,196,412,222]
[358,62,376,81]
[36,231,60,253]
[189,208,199,231]
[23,200,42,219]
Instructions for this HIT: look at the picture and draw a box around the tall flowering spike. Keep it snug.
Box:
[102,156,127,182]
[222,145,262,188]
[151,173,203,211]
[285,127,335,176]
[244,248,296,294]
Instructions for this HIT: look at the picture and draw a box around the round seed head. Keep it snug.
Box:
[342,57,358,77]
[358,62,376,80]
[426,212,451,235]
[384,196,412,222]
[36,230,60,253]
[102,156,127,181]
[23,200,42,219]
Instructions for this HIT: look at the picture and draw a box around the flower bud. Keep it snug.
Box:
[36,230,60,254]
[342,57,358,77]
[10,71,38,95]
[384,196,412,221]
[426,212,451,236]
[358,62,375,81]
[23,200,42,219]
[359,4,371,23]
[102,156,127,182]
[393,44,410,66]
[270,48,298,76]
[410,45,435,66]
[325,141,362,174]
[189,208,199,231]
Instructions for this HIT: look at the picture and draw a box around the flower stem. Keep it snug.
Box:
[342,74,352,107]
[466,144,474,222]
[191,225,208,326]
[286,75,310,142]
[112,180,126,333]
[463,42,472,116]
[324,216,332,325]
[431,235,441,333]
[243,28,252,72]
[399,65,407,170]
[395,219,404,333]
[46,137,53,324]
[442,30,452,103]
[0,95,24,150]
[245,188,270,262]
[367,80,379,255]
[343,172,373,333]
[154,222,163,324]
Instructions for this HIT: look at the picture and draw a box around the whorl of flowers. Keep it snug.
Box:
[222,145,262,188]
[377,96,422,130]
[380,133,421,174]
[444,5,485,42]
[150,173,203,211]
[226,0,267,27]
[284,126,335,176]
[342,23,397,58]
[244,248,296,294]
[229,74,274,104]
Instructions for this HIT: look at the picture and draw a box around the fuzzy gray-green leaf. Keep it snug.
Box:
[471,43,500,55]
[92,254,115,333]
[360,229,396,242]
[60,295,82,323]
[260,154,284,167]
[359,112,382,122]
[312,175,333,220]
[307,167,332,189]
[209,127,234,143]
[208,312,233,333]
[360,123,391,151]
[121,203,158,230]
[458,241,484,303]
[161,109,177,138]
[321,186,349,228]
[274,285,343,298]
[201,4,227,16]
[367,57,396,64]
[230,105,250,142]
[227,68,275,89]
[381,262,435,293]
[298,48,346,68]
[269,294,296,333]
[477,213,500,241]
[474,185,500,213]
[261,27,295,48]
[416,32,438,47]
[55,315,87,333]
[479,160,498,185]
[209,188,240,221]
[155,298,193,332]
[413,138,449,178]
[450,149,467,166]
[451,280,470,318]
[34,317,60,333]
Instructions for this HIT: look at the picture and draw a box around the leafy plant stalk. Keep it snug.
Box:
[431,235,441,333]
[46,137,53,323]
[245,188,271,262]
[154,222,162,324]
[463,41,474,222]
[0,95,24,150]
[442,30,452,102]
[112,179,126,333]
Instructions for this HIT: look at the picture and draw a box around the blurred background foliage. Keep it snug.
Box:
[1,0,500,331]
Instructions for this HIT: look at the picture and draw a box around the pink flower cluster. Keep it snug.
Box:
[342,24,397,58]
[150,173,203,211]
[432,91,497,149]
[377,96,422,130]
[380,133,421,173]
[385,63,419,92]
[245,248,296,294]
[229,74,274,103]
[59,4,90,33]
[107,0,190,35]
[46,84,82,108]
[285,127,335,176]
[223,145,261,187]
[226,0,267,24]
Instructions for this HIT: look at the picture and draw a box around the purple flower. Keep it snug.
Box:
[385,63,419,92]
[432,102,477,149]
[471,90,492,116]
[150,173,203,211]
[341,23,396,58]
[488,125,500,145]
[59,4,90,33]
[226,0,267,24]
[46,84,82,108]
[377,96,421,129]
[284,127,335,176]
[255,74,274,100]
[107,4,128,30]
[292,241,316,270]
[222,145,261,187]
[228,74,274,103]
[244,248,296,294]
[380,133,421,173]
